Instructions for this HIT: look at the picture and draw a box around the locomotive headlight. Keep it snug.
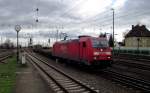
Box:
[94,57,97,60]
[94,52,99,55]
[108,57,111,59]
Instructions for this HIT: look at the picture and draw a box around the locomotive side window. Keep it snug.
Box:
[83,42,86,47]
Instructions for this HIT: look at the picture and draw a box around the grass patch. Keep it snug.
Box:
[0,56,17,93]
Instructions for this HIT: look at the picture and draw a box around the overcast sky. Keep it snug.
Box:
[0,0,150,46]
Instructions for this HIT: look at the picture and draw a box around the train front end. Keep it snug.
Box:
[91,38,112,67]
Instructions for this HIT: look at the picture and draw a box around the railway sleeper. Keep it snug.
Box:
[68,88,87,93]
[64,84,79,88]
[60,82,77,86]
[66,86,82,90]
[60,80,74,83]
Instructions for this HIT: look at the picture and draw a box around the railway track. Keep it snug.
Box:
[113,53,150,72]
[112,56,150,92]
[0,52,13,63]
[114,54,150,62]
[103,69,150,92]
[114,59,150,71]
[114,56,150,64]
[27,53,99,93]
[31,50,150,92]
[112,64,150,79]
[0,55,12,62]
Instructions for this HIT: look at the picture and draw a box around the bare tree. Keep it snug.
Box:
[2,39,14,49]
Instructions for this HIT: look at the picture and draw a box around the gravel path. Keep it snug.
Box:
[15,60,53,93]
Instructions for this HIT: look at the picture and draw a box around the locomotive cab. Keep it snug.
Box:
[79,36,112,67]
[91,38,112,66]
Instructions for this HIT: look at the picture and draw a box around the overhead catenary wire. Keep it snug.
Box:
[53,0,88,24]
[61,8,150,30]
[77,10,150,29]
[99,11,150,28]
[80,9,150,25]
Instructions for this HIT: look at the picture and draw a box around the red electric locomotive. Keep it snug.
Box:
[52,35,112,67]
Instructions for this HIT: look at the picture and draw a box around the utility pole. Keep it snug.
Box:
[111,8,115,53]
[137,38,140,53]
[0,32,2,45]
[48,38,50,47]
[56,29,59,42]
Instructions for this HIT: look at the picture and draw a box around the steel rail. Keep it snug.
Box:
[103,70,150,92]
[114,59,150,71]
[0,53,13,63]
[27,53,99,93]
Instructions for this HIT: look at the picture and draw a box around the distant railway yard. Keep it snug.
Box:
[0,48,150,93]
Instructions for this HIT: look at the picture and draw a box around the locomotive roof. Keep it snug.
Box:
[57,39,79,44]
[78,35,91,38]
[55,37,107,44]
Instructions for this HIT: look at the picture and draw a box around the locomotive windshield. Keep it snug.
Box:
[92,38,108,48]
